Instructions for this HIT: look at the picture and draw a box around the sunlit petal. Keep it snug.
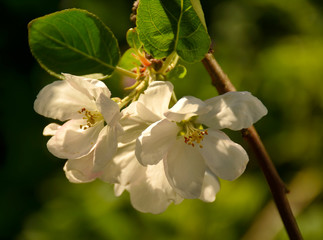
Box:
[47,119,103,159]
[96,93,120,125]
[136,119,179,166]
[199,170,221,202]
[199,129,249,181]
[198,91,268,130]
[34,81,96,121]
[118,112,150,144]
[63,73,111,100]
[137,81,174,118]
[43,123,61,136]
[165,96,210,122]
[135,102,162,123]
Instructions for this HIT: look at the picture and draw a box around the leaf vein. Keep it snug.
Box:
[35,28,115,70]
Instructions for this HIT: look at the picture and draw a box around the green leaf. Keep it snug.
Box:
[137,0,210,63]
[28,9,120,79]
[167,64,187,80]
[126,28,142,50]
[118,48,141,71]
[190,0,207,29]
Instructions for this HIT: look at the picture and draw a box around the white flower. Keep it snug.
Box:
[34,73,122,182]
[100,81,220,213]
[136,91,268,199]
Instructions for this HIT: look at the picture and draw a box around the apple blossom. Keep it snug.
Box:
[136,91,268,199]
[100,81,221,213]
[34,73,122,182]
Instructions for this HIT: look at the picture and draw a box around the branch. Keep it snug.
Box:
[202,52,303,240]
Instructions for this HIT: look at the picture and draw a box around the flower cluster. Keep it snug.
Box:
[34,72,267,213]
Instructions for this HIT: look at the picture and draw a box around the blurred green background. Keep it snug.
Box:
[1,0,322,239]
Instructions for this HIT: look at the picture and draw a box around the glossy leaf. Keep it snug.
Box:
[190,0,207,29]
[137,0,210,63]
[28,9,120,79]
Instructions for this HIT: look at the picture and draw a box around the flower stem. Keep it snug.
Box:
[158,51,178,75]
[118,79,147,109]
[115,66,137,79]
[202,52,303,240]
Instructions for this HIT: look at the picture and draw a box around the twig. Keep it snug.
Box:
[202,52,303,240]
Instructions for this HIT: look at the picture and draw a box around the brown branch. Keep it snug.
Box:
[202,52,303,240]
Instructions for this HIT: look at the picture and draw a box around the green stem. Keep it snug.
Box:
[115,66,137,79]
[158,51,178,75]
[118,79,147,109]
[171,91,177,103]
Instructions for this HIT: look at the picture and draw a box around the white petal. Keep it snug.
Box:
[127,161,183,214]
[137,81,174,119]
[114,184,126,197]
[43,123,61,136]
[164,138,206,199]
[47,119,103,159]
[93,125,118,172]
[165,96,210,122]
[118,102,153,143]
[123,99,162,125]
[96,93,120,126]
[135,119,179,166]
[104,141,183,214]
[100,141,143,185]
[121,101,137,116]
[80,73,104,79]
[34,80,96,121]
[119,82,174,132]
[118,112,150,143]
[115,142,144,184]
[135,102,162,123]
[199,129,249,181]
[63,73,111,100]
[198,91,268,130]
[199,170,221,202]
[63,152,101,183]
[121,101,158,123]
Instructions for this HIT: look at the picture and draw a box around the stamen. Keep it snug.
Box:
[183,123,208,148]
[78,108,103,130]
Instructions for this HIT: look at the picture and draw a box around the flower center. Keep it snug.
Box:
[78,108,103,130]
[181,122,208,148]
